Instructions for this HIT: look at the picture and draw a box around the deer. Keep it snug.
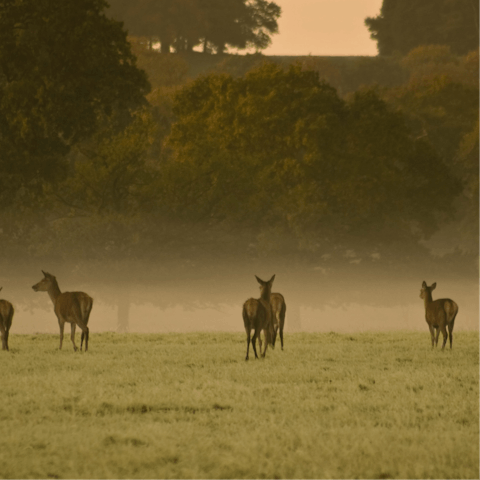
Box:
[0,287,14,351]
[32,271,93,351]
[270,292,286,350]
[242,274,275,360]
[419,281,458,350]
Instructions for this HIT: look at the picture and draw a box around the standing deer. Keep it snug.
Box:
[32,271,93,351]
[420,281,458,350]
[271,292,286,350]
[242,274,275,360]
[0,287,14,351]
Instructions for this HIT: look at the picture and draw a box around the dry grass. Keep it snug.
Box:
[0,331,478,479]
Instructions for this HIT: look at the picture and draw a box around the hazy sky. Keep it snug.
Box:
[261,0,383,56]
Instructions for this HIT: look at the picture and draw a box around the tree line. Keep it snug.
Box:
[107,0,281,54]
[0,0,477,272]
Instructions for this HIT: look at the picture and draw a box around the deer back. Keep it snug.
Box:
[426,298,458,327]
[243,298,268,331]
[54,291,93,324]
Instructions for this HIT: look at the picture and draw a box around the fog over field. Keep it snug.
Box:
[3,259,478,337]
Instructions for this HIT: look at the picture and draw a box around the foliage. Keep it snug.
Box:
[401,45,479,86]
[0,332,478,478]
[365,0,479,55]
[51,114,155,215]
[107,0,281,54]
[450,119,480,254]
[385,76,478,162]
[163,63,461,257]
[379,47,479,255]
[0,0,150,198]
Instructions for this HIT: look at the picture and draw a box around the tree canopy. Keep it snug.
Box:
[162,63,461,257]
[0,3,475,270]
[0,0,150,201]
[107,0,281,54]
[365,0,479,55]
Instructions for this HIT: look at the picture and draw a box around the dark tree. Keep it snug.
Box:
[202,0,281,53]
[0,0,150,195]
[243,0,282,50]
[365,0,479,55]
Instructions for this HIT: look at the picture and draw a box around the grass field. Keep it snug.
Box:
[0,331,478,479]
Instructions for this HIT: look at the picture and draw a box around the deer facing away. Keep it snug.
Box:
[420,281,458,350]
[242,275,275,360]
[0,287,14,351]
[32,271,93,351]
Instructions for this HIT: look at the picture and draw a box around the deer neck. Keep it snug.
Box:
[260,287,271,304]
[47,280,62,306]
[423,291,433,310]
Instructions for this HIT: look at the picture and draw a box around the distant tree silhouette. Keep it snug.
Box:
[365,0,479,55]
[107,0,281,54]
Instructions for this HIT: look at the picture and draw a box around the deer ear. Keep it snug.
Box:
[42,270,47,276]
[255,275,264,285]
[269,274,276,284]
[431,282,437,290]
[422,281,427,288]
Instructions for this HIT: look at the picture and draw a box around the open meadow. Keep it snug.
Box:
[0,331,478,479]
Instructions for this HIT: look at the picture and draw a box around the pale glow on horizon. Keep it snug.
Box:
[258,0,383,56]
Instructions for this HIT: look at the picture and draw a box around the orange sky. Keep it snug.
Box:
[260,0,383,56]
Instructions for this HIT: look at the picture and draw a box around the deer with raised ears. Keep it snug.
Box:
[420,281,458,350]
[270,292,286,350]
[32,271,93,351]
[0,287,14,351]
[242,274,275,360]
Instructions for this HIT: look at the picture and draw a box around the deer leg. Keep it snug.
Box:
[440,326,448,350]
[428,325,435,348]
[82,326,89,352]
[434,327,441,348]
[258,332,263,357]
[0,323,6,351]
[251,331,259,359]
[280,328,284,350]
[261,330,268,357]
[58,321,65,350]
[74,313,89,352]
[70,324,78,351]
[5,329,9,351]
[245,331,251,360]
[447,323,453,349]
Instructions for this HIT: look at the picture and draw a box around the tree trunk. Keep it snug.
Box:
[203,38,209,53]
[160,41,171,54]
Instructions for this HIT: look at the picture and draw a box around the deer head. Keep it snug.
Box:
[32,270,56,292]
